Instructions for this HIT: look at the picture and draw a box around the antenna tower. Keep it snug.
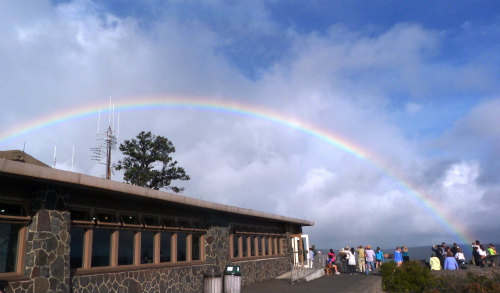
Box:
[91,99,120,179]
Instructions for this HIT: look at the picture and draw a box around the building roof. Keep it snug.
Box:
[0,150,50,167]
[0,157,313,226]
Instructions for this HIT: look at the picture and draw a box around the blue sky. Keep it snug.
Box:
[1,0,499,248]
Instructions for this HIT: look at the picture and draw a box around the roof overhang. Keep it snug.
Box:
[0,158,314,227]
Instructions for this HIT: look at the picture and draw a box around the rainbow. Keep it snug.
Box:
[0,95,474,248]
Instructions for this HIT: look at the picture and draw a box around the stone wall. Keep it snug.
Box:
[3,190,71,293]
[71,264,210,293]
[2,214,293,293]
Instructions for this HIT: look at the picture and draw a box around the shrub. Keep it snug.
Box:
[381,261,500,293]
[381,261,436,293]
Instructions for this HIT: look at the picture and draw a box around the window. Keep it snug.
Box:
[232,234,239,258]
[0,223,21,273]
[230,233,285,259]
[92,228,112,267]
[118,229,135,265]
[69,210,206,271]
[242,235,248,257]
[192,234,201,261]
[141,231,154,264]
[250,236,256,256]
[177,232,187,261]
[257,236,262,255]
[160,232,171,262]
[70,227,85,269]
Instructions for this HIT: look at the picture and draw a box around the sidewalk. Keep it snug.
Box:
[242,272,383,293]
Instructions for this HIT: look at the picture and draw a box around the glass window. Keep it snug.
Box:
[264,236,269,255]
[121,214,139,225]
[242,235,248,257]
[0,203,25,216]
[271,237,275,255]
[92,228,111,267]
[160,232,171,262]
[118,230,135,265]
[192,234,201,261]
[96,212,116,223]
[257,236,262,256]
[0,223,21,273]
[143,217,159,227]
[71,210,89,221]
[232,235,239,258]
[278,238,282,255]
[141,231,154,264]
[177,232,187,261]
[70,227,84,269]
[250,236,256,256]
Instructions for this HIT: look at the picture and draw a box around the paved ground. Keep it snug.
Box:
[242,273,383,293]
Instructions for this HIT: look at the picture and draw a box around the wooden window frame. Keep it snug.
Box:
[0,223,28,280]
[71,210,206,276]
[230,232,286,260]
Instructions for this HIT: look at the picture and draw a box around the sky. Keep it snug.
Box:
[1,0,499,250]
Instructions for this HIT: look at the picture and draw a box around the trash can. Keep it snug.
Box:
[223,265,241,293]
[204,268,222,293]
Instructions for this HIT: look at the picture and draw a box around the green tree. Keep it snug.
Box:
[114,131,190,192]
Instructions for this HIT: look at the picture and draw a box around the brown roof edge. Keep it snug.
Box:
[0,150,50,167]
[0,158,314,227]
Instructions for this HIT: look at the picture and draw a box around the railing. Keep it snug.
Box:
[290,253,326,283]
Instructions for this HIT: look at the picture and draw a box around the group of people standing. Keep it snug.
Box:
[327,245,386,275]
[430,241,497,271]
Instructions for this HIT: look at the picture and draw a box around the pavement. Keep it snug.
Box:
[242,272,383,293]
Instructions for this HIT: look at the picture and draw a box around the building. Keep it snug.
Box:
[0,152,313,292]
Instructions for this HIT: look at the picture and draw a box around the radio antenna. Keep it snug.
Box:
[97,108,102,135]
[71,145,75,171]
[53,145,57,168]
[92,98,119,179]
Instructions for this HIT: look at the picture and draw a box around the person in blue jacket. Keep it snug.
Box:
[394,247,403,267]
[444,252,459,270]
[375,247,385,269]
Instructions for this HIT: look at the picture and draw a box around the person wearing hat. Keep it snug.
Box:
[340,246,349,273]
[356,245,365,273]
[365,245,376,275]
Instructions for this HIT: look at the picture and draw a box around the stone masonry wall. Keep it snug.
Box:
[71,264,210,293]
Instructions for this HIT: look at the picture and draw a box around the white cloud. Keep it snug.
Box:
[0,1,498,249]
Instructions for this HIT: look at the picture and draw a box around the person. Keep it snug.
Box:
[486,243,497,267]
[328,249,336,262]
[444,251,459,270]
[451,243,459,256]
[309,247,315,268]
[455,247,466,265]
[339,247,349,273]
[375,247,384,268]
[365,245,376,275]
[356,245,365,273]
[394,247,403,267]
[402,245,410,262]
[326,249,340,275]
[473,246,483,267]
[479,244,487,265]
[432,244,445,267]
[430,253,442,270]
[348,247,357,275]
[471,240,480,265]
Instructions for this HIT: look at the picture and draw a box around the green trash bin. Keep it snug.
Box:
[223,265,241,293]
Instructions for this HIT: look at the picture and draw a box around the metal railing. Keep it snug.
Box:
[290,253,326,283]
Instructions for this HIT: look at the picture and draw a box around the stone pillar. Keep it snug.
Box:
[25,190,70,293]
[204,226,230,274]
